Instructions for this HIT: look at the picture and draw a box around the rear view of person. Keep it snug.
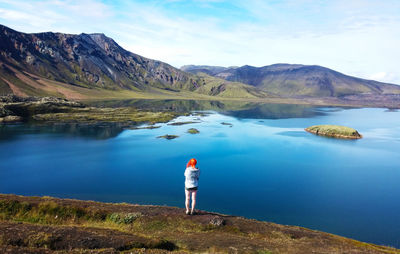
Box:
[184,158,200,215]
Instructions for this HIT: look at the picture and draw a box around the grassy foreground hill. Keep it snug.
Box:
[0,194,398,254]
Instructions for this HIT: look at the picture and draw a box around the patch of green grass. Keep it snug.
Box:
[0,200,107,225]
[108,212,142,224]
[0,200,32,216]
[0,199,201,238]
[141,219,169,231]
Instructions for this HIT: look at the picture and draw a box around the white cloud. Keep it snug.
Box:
[52,0,111,18]
[368,72,399,84]
[369,72,387,81]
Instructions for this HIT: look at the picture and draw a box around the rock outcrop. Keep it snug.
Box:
[0,24,199,92]
[0,95,84,122]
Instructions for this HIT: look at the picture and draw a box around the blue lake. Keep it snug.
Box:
[1,102,400,248]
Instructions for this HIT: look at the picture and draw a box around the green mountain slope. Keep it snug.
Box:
[193,72,270,99]
[183,64,400,98]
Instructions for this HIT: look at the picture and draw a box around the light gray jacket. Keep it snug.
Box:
[184,167,200,188]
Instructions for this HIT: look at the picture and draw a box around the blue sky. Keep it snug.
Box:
[0,0,399,84]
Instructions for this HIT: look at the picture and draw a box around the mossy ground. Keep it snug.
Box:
[0,194,397,254]
[305,125,362,139]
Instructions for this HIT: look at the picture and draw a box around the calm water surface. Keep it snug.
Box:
[1,102,400,247]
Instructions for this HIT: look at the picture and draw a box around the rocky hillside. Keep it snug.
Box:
[0,25,199,91]
[0,194,398,254]
[183,64,400,98]
[0,24,261,99]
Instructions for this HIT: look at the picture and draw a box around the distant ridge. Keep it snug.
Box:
[181,64,400,98]
[181,65,234,76]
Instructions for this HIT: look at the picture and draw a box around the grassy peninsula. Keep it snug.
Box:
[305,125,362,139]
[0,194,398,254]
[0,95,180,127]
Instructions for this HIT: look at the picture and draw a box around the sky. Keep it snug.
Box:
[0,0,399,84]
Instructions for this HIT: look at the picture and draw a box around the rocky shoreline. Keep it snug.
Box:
[0,95,180,127]
[0,95,84,123]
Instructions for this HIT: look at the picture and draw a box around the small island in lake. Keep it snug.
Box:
[305,125,362,139]
[167,121,200,126]
[157,134,179,140]
[187,128,200,134]
[221,122,233,126]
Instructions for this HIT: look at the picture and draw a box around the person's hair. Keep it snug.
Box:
[186,158,197,168]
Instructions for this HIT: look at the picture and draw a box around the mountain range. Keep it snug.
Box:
[181,64,400,98]
[1,24,400,106]
[0,24,263,100]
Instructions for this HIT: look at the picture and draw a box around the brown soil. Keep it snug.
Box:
[2,64,88,100]
[14,66,88,100]
[0,194,398,254]
[0,77,27,97]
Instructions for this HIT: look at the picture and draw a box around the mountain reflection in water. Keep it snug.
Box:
[0,123,123,140]
[1,100,337,140]
[89,99,330,119]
